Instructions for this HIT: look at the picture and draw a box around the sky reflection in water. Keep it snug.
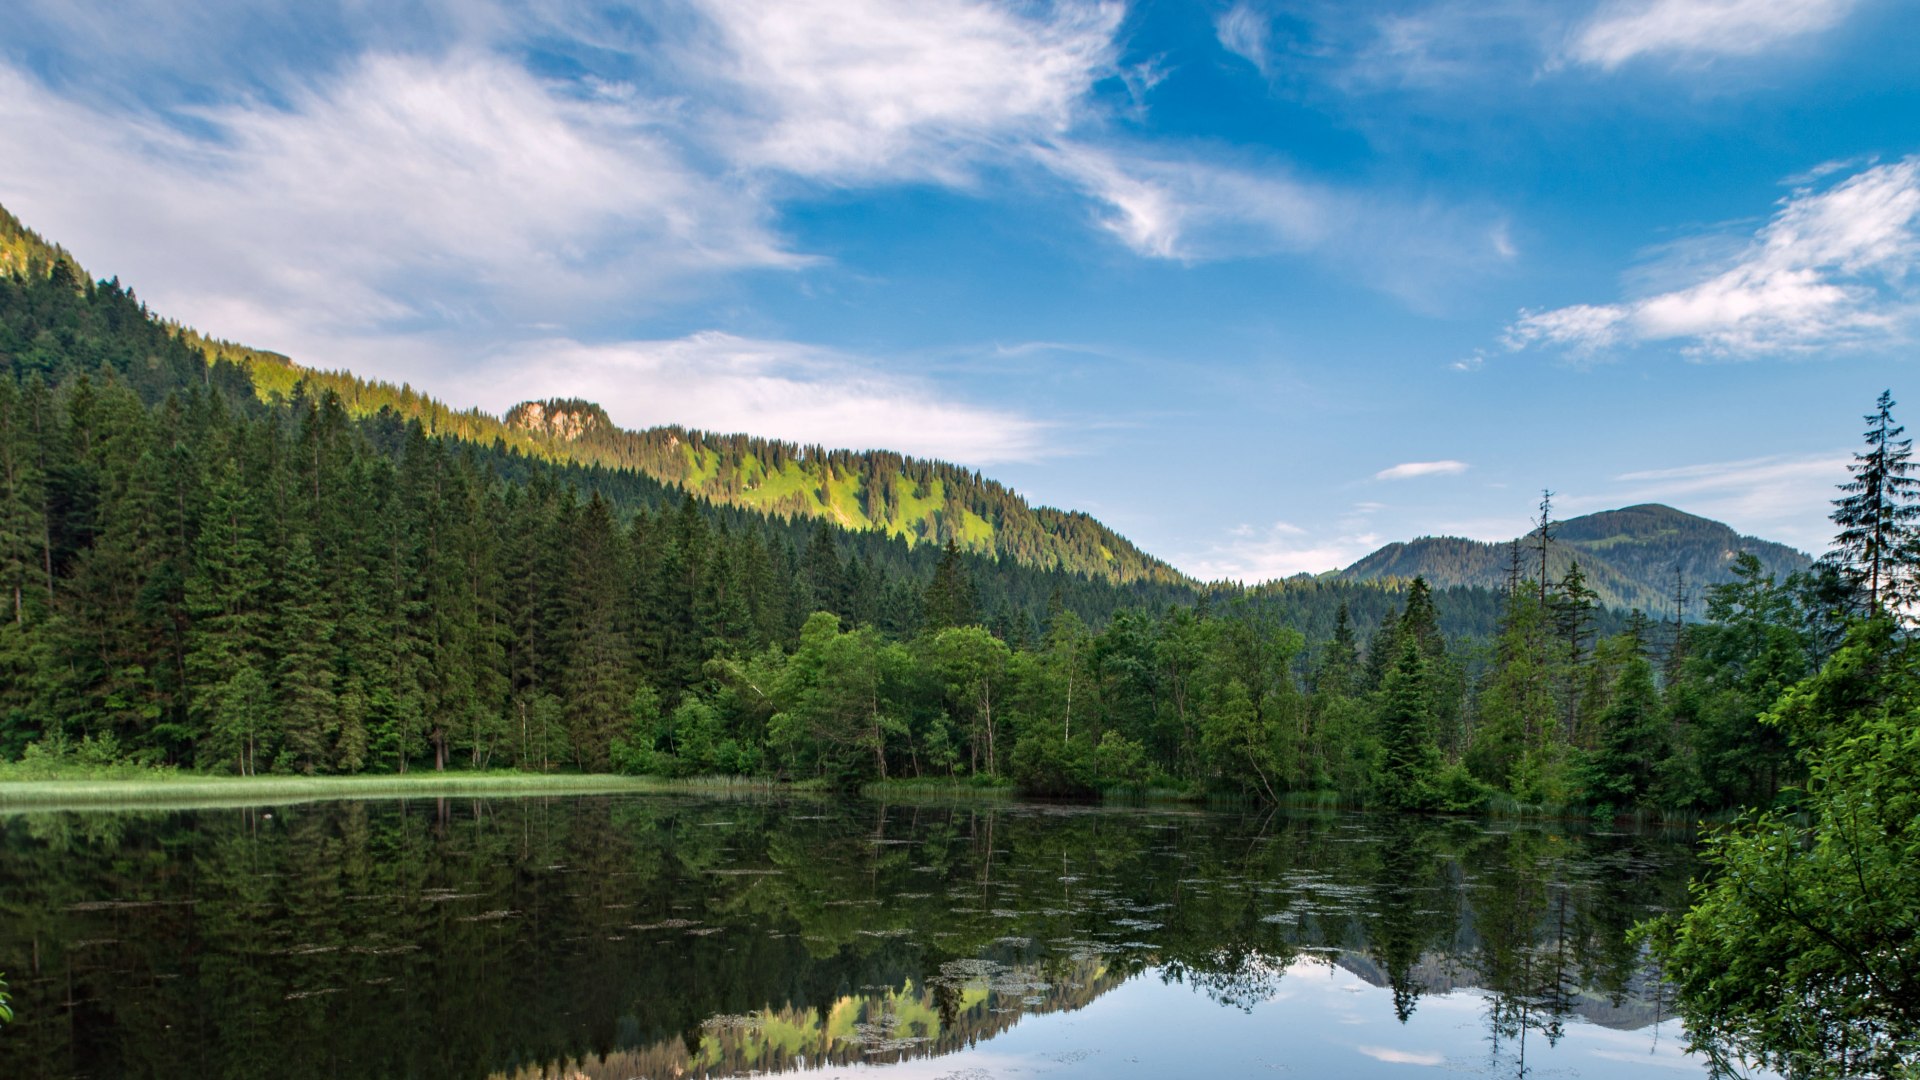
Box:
[0,795,1739,1079]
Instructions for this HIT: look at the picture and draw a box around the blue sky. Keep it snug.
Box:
[2,0,1916,578]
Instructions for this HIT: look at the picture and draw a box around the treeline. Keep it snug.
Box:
[0,258,1466,780]
[1,249,1882,817]
[0,361,1188,775]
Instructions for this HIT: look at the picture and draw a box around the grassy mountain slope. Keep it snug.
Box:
[1339,503,1814,615]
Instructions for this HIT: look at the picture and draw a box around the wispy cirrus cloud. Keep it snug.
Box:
[1035,141,1516,304]
[1258,0,1864,102]
[1376,460,1469,480]
[1507,156,1920,356]
[0,54,799,347]
[1567,451,1846,552]
[1565,0,1859,70]
[0,0,1132,461]
[1215,1,1274,76]
[0,0,1525,460]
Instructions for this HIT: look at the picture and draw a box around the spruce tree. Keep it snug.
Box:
[1830,390,1919,617]
[185,455,273,773]
[270,530,337,773]
[1376,635,1439,810]
[0,378,46,625]
[921,539,978,632]
[1581,652,1664,811]
[563,492,633,770]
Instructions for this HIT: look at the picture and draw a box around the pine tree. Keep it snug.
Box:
[799,522,845,619]
[1316,602,1358,697]
[695,530,753,657]
[1376,635,1439,810]
[1581,652,1664,810]
[185,455,273,773]
[0,378,46,626]
[1830,390,1919,617]
[1534,490,1556,604]
[921,539,979,632]
[270,530,337,772]
[562,492,633,770]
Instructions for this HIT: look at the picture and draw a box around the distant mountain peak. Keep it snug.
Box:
[1340,505,1812,614]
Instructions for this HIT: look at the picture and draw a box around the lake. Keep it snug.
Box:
[0,794,1727,1079]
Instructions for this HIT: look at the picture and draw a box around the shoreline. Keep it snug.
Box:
[0,772,792,812]
[0,772,1722,830]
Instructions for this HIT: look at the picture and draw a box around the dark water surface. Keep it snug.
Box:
[0,795,1721,1079]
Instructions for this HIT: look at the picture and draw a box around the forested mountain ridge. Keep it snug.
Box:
[219,350,1184,585]
[1339,504,1812,615]
[493,396,1184,585]
[0,200,1177,585]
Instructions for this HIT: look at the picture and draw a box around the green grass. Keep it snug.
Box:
[735,455,814,506]
[0,770,788,812]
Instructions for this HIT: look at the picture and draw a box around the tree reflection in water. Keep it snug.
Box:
[0,797,1702,1079]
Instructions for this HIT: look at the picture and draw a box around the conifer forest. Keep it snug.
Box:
[4,8,1920,1071]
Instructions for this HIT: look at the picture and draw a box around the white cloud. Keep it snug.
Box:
[1376,460,1470,480]
[1357,1047,1447,1066]
[1507,156,1920,356]
[1567,0,1857,70]
[1216,2,1273,75]
[0,0,1517,368]
[1362,1,1556,88]
[1571,452,1848,553]
[467,332,1054,466]
[685,0,1122,184]
[1274,0,1860,100]
[1036,142,1512,302]
[0,54,797,348]
[1179,520,1385,582]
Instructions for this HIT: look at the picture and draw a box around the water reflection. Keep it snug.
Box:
[0,797,1713,1079]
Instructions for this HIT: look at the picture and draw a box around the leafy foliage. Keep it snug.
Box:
[1647,621,1920,1078]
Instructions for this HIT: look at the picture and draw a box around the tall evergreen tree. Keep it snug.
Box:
[563,492,633,770]
[270,530,337,773]
[1376,636,1439,810]
[185,455,273,773]
[921,539,979,632]
[1830,390,1919,617]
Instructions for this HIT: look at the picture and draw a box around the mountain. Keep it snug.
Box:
[199,347,1183,587]
[1338,503,1814,615]
[492,397,1185,586]
[0,200,1177,586]
[0,200,1814,619]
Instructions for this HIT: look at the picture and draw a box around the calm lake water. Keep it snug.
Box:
[0,795,1728,1079]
